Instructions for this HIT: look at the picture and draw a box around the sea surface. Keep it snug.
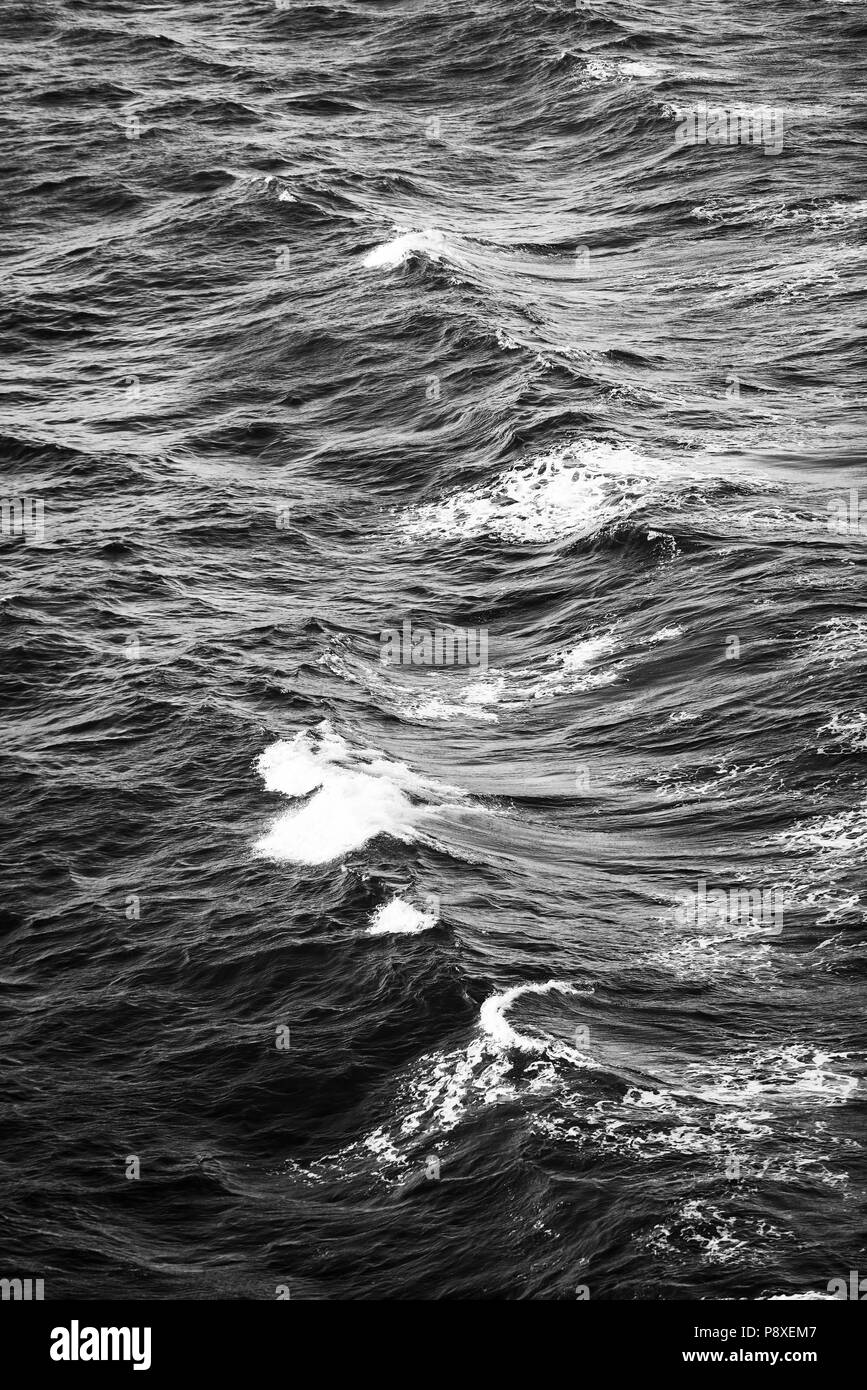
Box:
[2,0,866,1299]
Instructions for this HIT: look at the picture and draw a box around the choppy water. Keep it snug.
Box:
[2,0,866,1299]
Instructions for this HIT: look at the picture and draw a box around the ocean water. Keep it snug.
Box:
[1,0,866,1300]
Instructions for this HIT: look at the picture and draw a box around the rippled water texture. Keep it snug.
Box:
[1,0,866,1299]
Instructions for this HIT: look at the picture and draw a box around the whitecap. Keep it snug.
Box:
[367,897,439,936]
[479,980,581,1054]
[403,439,663,545]
[349,980,591,1174]
[253,720,448,865]
[362,228,447,270]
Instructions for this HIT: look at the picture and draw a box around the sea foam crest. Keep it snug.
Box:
[362,228,448,270]
[357,981,591,1172]
[253,720,440,864]
[368,897,439,936]
[479,980,583,1053]
[403,440,660,544]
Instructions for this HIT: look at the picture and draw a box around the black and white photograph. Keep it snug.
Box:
[2,0,866,1359]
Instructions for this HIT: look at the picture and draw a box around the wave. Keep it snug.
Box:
[362,228,449,271]
[252,720,456,865]
[479,980,583,1054]
[319,622,685,727]
[682,1045,859,1109]
[804,616,867,670]
[403,676,505,724]
[817,711,867,753]
[770,793,867,925]
[535,1044,860,1182]
[778,798,867,864]
[655,921,781,984]
[692,195,867,233]
[317,646,506,725]
[640,1201,787,1268]
[367,896,439,936]
[401,438,669,545]
[578,55,682,84]
[349,1001,860,1191]
[350,981,594,1176]
[522,622,684,700]
[526,630,626,697]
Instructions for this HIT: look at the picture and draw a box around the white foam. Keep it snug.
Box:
[818,711,867,752]
[410,694,496,723]
[528,630,624,697]
[397,1039,521,1139]
[554,1037,860,1176]
[693,196,867,232]
[779,799,867,862]
[812,197,867,225]
[404,439,660,545]
[642,624,684,645]
[581,56,684,84]
[363,1129,403,1167]
[618,59,664,78]
[255,720,347,797]
[402,674,506,725]
[773,770,867,924]
[253,721,437,865]
[318,646,506,725]
[462,675,505,707]
[642,1202,782,1266]
[349,981,591,1173]
[324,617,677,719]
[480,980,581,1054]
[390,621,685,710]
[255,767,417,864]
[368,897,438,936]
[495,327,522,351]
[685,1046,859,1108]
[805,616,867,668]
[584,57,630,83]
[776,876,862,928]
[656,925,778,984]
[561,632,619,670]
[362,228,447,270]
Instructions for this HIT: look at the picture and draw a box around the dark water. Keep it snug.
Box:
[2,0,866,1300]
